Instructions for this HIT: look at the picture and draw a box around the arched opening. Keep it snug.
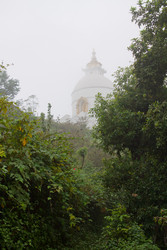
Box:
[76,97,88,115]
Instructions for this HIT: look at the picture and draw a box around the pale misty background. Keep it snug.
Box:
[0,0,139,119]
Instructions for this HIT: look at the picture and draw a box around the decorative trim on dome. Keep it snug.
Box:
[72,85,113,94]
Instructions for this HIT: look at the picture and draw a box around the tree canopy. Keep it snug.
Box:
[0,71,20,100]
[91,1,167,246]
[92,0,167,159]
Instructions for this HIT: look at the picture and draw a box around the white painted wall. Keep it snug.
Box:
[71,51,114,127]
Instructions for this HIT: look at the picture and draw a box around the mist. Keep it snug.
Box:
[0,0,139,118]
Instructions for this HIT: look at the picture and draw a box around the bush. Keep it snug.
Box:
[0,98,90,249]
[98,205,159,250]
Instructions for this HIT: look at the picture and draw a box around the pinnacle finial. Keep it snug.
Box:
[92,49,96,60]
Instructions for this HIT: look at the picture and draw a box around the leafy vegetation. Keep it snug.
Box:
[91,0,167,248]
[0,71,20,100]
[0,98,92,249]
[98,205,159,249]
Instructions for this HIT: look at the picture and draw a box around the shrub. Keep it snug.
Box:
[98,205,159,249]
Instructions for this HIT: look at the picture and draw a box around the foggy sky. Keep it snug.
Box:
[0,0,139,118]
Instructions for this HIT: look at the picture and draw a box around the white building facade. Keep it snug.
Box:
[71,50,113,126]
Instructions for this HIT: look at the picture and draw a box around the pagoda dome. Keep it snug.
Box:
[73,74,113,92]
[71,50,113,120]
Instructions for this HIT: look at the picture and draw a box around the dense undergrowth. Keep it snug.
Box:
[0,97,160,249]
[0,98,90,249]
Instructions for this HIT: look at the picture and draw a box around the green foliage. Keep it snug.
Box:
[55,121,108,170]
[77,146,88,168]
[0,98,90,249]
[0,71,20,100]
[99,205,159,249]
[92,92,145,158]
[154,209,167,247]
[63,166,107,250]
[91,80,167,245]
[102,153,167,235]
[0,211,61,249]
[91,1,167,248]
[130,0,167,100]
[1,1,167,248]
[47,103,53,132]
[74,165,106,208]
[112,65,150,113]
[143,101,167,160]
[40,112,46,132]
[0,63,7,72]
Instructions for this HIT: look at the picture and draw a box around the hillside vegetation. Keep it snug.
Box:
[0,0,167,249]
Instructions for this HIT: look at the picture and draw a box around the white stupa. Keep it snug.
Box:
[71,50,113,127]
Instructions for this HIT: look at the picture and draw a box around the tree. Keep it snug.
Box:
[77,146,88,168]
[92,0,167,159]
[47,103,53,132]
[91,1,167,246]
[0,71,20,100]
[24,94,38,113]
[130,0,167,104]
